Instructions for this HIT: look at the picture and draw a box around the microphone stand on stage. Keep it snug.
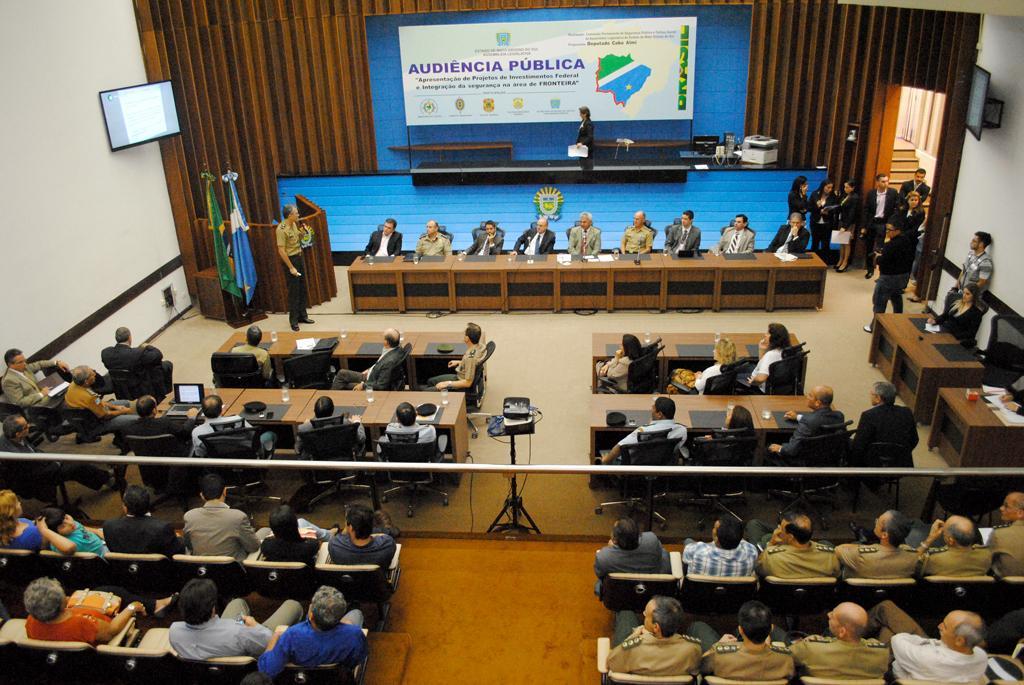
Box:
[487,399,541,535]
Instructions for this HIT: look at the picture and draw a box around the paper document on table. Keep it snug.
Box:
[49,381,70,395]
[568,144,588,158]
[774,252,798,262]
[597,254,614,262]
[983,385,1005,395]
[925,323,941,333]
[295,338,317,351]
[830,230,850,245]
[694,164,710,170]
[556,254,572,265]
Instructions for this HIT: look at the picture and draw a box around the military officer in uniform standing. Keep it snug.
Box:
[916,515,992,576]
[754,512,840,578]
[790,602,890,679]
[606,596,702,677]
[991,491,1024,577]
[836,510,919,578]
[692,601,795,680]
[276,203,314,331]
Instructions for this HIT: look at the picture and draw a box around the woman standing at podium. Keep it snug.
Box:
[276,203,314,331]
[576,105,594,172]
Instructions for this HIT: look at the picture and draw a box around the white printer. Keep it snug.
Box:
[741,135,779,165]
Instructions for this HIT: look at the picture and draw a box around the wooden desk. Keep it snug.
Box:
[928,388,1024,467]
[868,314,985,423]
[366,391,469,463]
[222,389,317,425]
[387,141,513,160]
[348,254,827,313]
[297,390,384,424]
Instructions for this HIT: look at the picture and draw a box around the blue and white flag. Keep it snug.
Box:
[223,170,258,305]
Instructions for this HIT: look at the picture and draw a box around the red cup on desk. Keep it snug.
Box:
[965,389,980,401]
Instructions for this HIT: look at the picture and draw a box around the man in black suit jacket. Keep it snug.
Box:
[767,386,846,465]
[331,328,405,391]
[860,174,900,277]
[101,326,173,397]
[849,381,918,467]
[364,218,402,257]
[898,169,931,208]
[103,484,184,556]
[467,220,504,255]
[123,394,197,496]
[512,216,556,255]
[766,213,810,254]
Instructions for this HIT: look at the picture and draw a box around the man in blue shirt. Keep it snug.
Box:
[597,397,688,465]
[258,585,367,677]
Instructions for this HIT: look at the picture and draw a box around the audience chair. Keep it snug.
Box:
[172,554,249,599]
[695,359,749,396]
[279,631,369,685]
[379,434,449,517]
[198,422,281,511]
[0,399,23,420]
[465,340,497,438]
[599,551,683,613]
[0,548,40,586]
[61,406,105,444]
[704,679,789,685]
[801,679,884,685]
[919,575,995,615]
[0,616,135,680]
[174,653,257,684]
[1000,576,1024,612]
[596,636,694,684]
[926,478,1014,524]
[24,403,70,442]
[680,573,759,616]
[125,433,192,509]
[977,315,1024,387]
[687,429,757,529]
[315,541,402,632]
[96,627,178,683]
[598,344,663,395]
[107,367,147,401]
[851,441,913,512]
[104,552,177,595]
[764,349,809,395]
[759,575,838,625]
[243,555,317,601]
[771,421,853,530]
[210,352,265,388]
[283,351,334,390]
[36,549,108,591]
[841,577,917,608]
[300,417,373,511]
[381,342,413,390]
[596,431,681,531]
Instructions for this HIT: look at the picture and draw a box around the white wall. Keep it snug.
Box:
[937,14,1024,346]
[0,1,187,371]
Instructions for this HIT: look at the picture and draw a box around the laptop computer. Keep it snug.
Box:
[165,383,205,417]
[38,372,70,397]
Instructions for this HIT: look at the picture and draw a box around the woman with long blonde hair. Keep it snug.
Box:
[0,489,75,552]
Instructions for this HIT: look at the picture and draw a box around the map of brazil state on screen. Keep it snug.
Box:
[399,17,696,126]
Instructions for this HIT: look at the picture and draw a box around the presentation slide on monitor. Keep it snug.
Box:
[399,17,696,126]
[100,81,179,149]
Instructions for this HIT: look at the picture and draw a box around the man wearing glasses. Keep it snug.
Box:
[863,221,915,333]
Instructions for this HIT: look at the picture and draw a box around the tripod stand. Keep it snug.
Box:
[487,433,541,534]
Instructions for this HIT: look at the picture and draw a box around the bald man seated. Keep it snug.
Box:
[512,217,556,255]
[866,600,987,683]
[915,515,992,577]
[790,603,890,679]
[767,385,845,465]
[331,329,404,391]
[991,491,1024,577]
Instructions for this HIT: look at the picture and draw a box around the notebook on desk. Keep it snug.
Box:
[38,372,70,397]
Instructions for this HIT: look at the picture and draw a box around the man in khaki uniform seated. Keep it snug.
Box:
[691,600,795,680]
[790,602,890,679]
[425,323,484,391]
[230,326,273,381]
[754,511,840,578]
[620,210,654,254]
[607,596,702,677]
[991,491,1024,577]
[415,219,452,257]
[916,515,992,576]
[835,509,919,578]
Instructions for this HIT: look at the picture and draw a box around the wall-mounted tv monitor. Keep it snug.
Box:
[966,65,990,141]
[99,80,180,151]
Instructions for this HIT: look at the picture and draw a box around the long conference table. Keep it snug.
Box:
[348,253,827,313]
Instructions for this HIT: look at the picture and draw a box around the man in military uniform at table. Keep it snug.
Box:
[916,515,992,576]
[689,600,795,680]
[790,602,890,679]
[606,596,702,677]
[991,491,1024,577]
[835,509,919,578]
[751,511,840,578]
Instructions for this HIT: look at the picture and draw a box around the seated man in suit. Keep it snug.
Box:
[364,217,402,257]
[689,601,795,680]
[414,219,452,257]
[849,381,918,468]
[991,491,1024,577]
[766,212,810,254]
[716,214,756,254]
[101,326,173,397]
[766,385,845,465]
[596,396,688,465]
[466,219,504,256]
[594,517,671,595]
[606,596,702,677]
[230,325,273,382]
[916,515,992,577]
[332,328,403,391]
[621,211,654,254]
[1,348,69,407]
[665,210,701,255]
[835,509,919,578]
[0,414,114,499]
[102,484,184,556]
[295,395,366,456]
[568,211,601,256]
[751,510,840,578]
[327,503,396,567]
[123,394,197,496]
[64,365,140,440]
[512,216,556,255]
[183,473,266,562]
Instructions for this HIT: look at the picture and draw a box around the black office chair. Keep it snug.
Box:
[978,315,1024,387]
[700,359,750,396]
[61,407,106,444]
[198,421,280,511]
[595,431,681,531]
[770,421,854,529]
[24,404,69,442]
[687,429,757,529]
[418,226,454,244]
[597,345,663,395]
[471,223,505,241]
[465,340,497,438]
[765,349,809,395]
[107,365,166,401]
[378,433,448,518]
[283,351,334,389]
[210,352,265,388]
[299,417,372,511]
[381,343,413,390]
[125,433,194,510]
[851,441,914,511]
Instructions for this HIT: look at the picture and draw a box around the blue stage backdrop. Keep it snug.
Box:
[367,6,751,171]
[278,169,827,254]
